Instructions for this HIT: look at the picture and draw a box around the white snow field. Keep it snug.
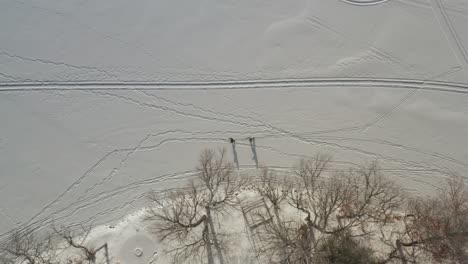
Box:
[1,0,468,261]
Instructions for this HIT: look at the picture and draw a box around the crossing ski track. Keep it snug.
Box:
[1,75,466,242]
[359,67,462,132]
[430,0,468,77]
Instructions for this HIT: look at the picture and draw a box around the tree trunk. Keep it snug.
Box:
[207,208,225,264]
[396,240,408,264]
[273,205,288,264]
[305,218,316,264]
[204,220,214,264]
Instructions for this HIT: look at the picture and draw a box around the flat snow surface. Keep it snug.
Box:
[1,0,468,249]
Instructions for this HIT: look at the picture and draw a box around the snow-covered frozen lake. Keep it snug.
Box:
[1,0,468,241]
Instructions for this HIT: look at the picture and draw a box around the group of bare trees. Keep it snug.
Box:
[1,225,108,264]
[4,148,465,264]
[0,229,56,264]
[249,155,403,264]
[145,149,246,264]
[380,175,468,264]
[146,148,468,264]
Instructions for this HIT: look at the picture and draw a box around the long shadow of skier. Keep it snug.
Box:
[230,138,239,170]
[249,137,258,169]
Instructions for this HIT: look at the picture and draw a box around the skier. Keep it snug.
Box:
[229,138,235,144]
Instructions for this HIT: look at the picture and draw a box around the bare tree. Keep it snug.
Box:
[253,210,316,264]
[250,168,290,263]
[250,156,403,264]
[385,175,468,264]
[249,155,347,263]
[146,186,211,264]
[313,230,378,264]
[146,148,247,264]
[255,168,288,230]
[1,229,56,264]
[286,154,353,263]
[53,225,102,264]
[342,161,404,233]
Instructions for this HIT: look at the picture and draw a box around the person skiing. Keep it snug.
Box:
[229,138,235,144]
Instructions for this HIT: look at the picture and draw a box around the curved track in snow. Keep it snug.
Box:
[339,0,392,6]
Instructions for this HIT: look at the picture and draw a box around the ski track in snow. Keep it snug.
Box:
[0,72,34,82]
[2,77,468,94]
[339,0,392,6]
[5,0,241,80]
[0,51,118,79]
[396,0,468,15]
[360,67,462,131]
[430,0,468,76]
[304,14,423,77]
[2,78,466,242]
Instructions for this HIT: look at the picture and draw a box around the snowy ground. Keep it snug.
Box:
[1,0,468,262]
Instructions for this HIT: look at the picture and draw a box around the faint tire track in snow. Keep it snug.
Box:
[360,89,418,132]
[32,169,199,233]
[0,72,25,82]
[88,90,467,178]
[4,131,247,238]
[139,87,467,171]
[430,0,468,76]
[0,72,35,82]
[319,137,467,168]
[256,133,466,170]
[0,51,118,79]
[16,130,185,231]
[0,208,17,226]
[305,15,423,77]
[396,0,467,15]
[137,90,296,142]
[85,90,272,132]
[138,90,270,129]
[87,91,463,177]
[360,67,462,131]
[5,0,238,80]
[6,135,245,241]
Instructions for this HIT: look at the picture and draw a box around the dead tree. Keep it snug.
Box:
[146,148,247,264]
[1,229,56,264]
